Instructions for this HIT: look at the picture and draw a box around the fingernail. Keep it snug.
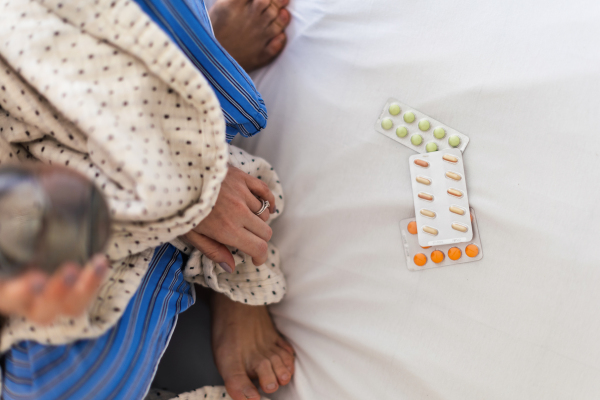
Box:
[266,383,277,391]
[31,277,46,295]
[63,269,77,287]
[93,257,108,277]
[219,262,233,273]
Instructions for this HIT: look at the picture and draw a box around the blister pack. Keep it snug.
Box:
[409,148,472,247]
[400,208,483,271]
[374,98,470,153]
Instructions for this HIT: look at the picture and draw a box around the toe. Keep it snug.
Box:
[265,32,287,57]
[271,8,291,30]
[262,2,280,25]
[274,346,295,375]
[254,358,279,393]
[277,337,295,356]
[268,352,292,385]
[252,0,272,13]
[223,371,261,400]
[266,11,287,38]
[217,350,261,400]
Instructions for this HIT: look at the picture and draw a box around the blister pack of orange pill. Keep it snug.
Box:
[409,148,473,247]
[400,208,483,271]
[374,98,470,153]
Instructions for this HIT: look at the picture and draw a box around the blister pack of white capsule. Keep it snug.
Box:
[400,208,483,271]
[374,98,470,153]
[409,148,472,247]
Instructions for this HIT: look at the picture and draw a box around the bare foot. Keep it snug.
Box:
[209,0,291,72]
[211,293,295,400]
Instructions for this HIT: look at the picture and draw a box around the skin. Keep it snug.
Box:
[183,166,296,398]
[211,292,295,400]
[182,165,276,272]
[209,0,292,72]
[0,255,109,325]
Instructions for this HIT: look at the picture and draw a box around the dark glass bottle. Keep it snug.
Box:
[0,165,111,277]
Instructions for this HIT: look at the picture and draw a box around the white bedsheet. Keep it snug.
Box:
[235,1,600,398]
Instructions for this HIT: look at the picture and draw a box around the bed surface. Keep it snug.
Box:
[235,0,600,398]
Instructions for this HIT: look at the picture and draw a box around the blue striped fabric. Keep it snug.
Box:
[1,244,194,400]
[182,0,214,33]
[134,0,268,142]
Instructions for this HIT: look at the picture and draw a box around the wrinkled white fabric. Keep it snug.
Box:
[238,0,600,399]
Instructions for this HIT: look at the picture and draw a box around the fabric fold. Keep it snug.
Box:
[183,145,287,306]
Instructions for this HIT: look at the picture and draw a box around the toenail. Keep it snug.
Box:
[281,373,290,381]
[243,387,259,398]
[266,383,277,390]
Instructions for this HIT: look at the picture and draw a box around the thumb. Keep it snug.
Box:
[182,231,236,273]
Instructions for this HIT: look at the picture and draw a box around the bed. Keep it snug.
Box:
[234,0,600,398]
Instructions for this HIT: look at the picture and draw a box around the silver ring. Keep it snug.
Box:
[254,199,270,216]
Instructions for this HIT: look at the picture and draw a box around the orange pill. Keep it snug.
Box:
[445,171,462,181]
[431,250,445,263]
[422,226,438,236]
[448,247,462,261]
[414,159,429,168]
[407,221,418,234]
[449,205,465,215]
[421,246,431,249]
[414,253,427,266]
[465,244,479,258]
[442,154,458,163]
[418,192,434,201]
[451,223,468,233]
[447,188,463,198]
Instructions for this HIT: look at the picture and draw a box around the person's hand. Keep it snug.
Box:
[0,255,109,325]
[182,166,276,272]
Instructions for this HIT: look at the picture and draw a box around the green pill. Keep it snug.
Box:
[426,142,438,152]
[389,104,401,116]
[396,126,408,138]
[403,112,415,123]
[411,134,423,145]
[418,119,430,131]
[381,118,393,130]
[448,135,461,147]
[433,127,446,139]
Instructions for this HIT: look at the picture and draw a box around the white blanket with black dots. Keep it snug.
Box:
[0,1,285,399]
